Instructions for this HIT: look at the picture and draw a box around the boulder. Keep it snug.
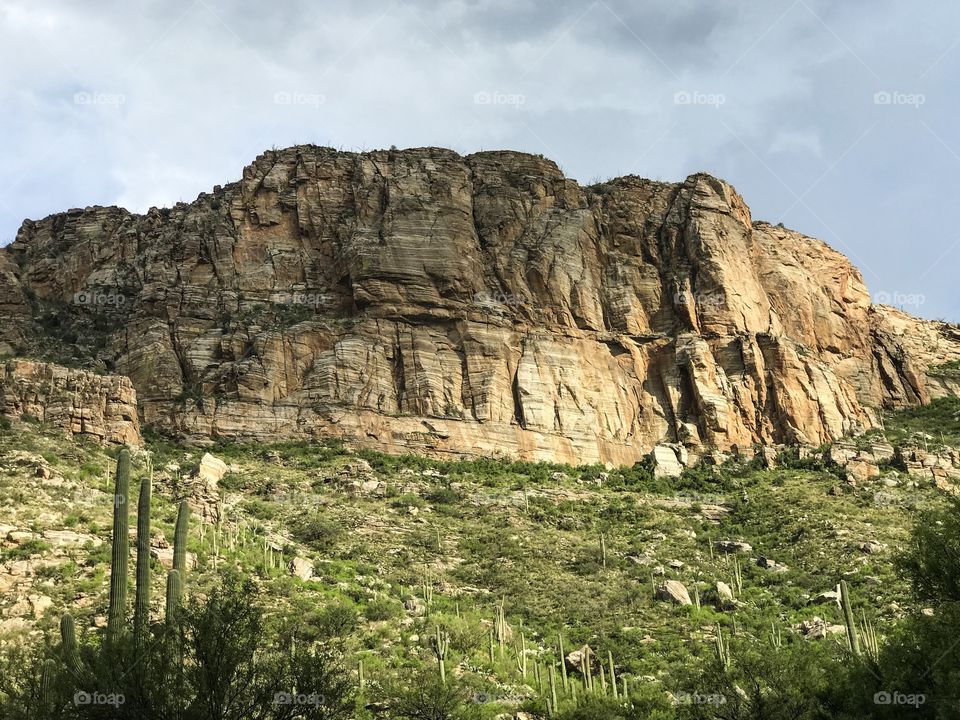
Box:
[715,540,753,554]
[715,581,735,609]
[651,445,684,478]
[289,556,315,581]
[197,453,228,486]
[655,580,692,606]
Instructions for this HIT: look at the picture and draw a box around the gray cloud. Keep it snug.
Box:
[1,0,958,319]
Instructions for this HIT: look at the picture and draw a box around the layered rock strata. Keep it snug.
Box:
[0,146,957,464]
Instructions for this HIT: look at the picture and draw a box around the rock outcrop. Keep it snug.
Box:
[0,359,141,445]
[0,145,957,464]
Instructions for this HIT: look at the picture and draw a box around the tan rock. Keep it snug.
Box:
[150,548,196,571]
[197,453,228,486]
[715,581,735,608]
[42,530,101,548]
[289,556,314,581]
[2,147,958,463]
[0,360,140,445]
[651,445,683,478]
[655,580,692,606]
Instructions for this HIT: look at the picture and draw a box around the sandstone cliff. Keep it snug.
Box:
[0,360,141,445]
[0,146,956,463]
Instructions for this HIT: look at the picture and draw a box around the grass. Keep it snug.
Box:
[880,396,960,447]
[0,399,957,715]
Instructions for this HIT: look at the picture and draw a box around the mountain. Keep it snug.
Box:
[1,146,958,464]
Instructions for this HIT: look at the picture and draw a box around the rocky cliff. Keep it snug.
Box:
[1,146,957,464]
[0,360,141,445]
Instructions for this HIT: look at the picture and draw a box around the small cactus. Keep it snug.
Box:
[558,633,568,690]
[60,613,85,680]
[840,580,861,656]
[715,624,731,670]
[608,651,618,699]
[432,626,450,684]
[548,664,558,715]
[514,632,527,678]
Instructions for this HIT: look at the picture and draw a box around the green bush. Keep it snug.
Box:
[292,512,342,551]
[0,573,356,719]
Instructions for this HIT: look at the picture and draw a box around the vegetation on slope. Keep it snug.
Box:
[0,401,957,718]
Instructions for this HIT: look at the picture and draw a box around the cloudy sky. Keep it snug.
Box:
[1,0,958,319]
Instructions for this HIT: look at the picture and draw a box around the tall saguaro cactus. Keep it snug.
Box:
[134,473,152,639]
[173,500,190,590]
[165,569,183,623]
[107,448,131,639]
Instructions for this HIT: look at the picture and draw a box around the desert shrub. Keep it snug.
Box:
[384,669,481,720]
[363,598,399,622]
[242,497,279,521]
[292,512,342,551]
[0,573,356,719]
[897,497,960,604]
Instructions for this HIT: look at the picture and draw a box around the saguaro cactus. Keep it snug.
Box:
[60,613,85,679]
[134,473,152,639]
[548,664,558,715]
[107,448,131,639]
[173,500,190,588]
[715,624,731,670]
[40,658,57,709]
[433,626,450,684]
[165,569,183,623]
[558,633,569,690]
[840,580,861,655]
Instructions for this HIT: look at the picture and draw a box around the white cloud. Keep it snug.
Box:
[0,0,958,319]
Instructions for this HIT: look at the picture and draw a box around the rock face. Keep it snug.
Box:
[0,359,141,445]
[1,145,958,464]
